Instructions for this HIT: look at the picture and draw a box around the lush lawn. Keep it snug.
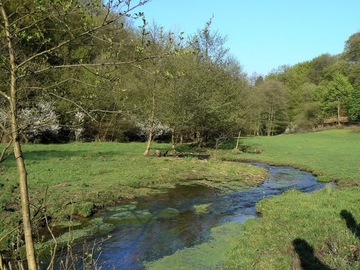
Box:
[2,128,360,269]
[220,128,360,269]
[227,128,360,186]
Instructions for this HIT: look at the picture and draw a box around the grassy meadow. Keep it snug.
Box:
[220,128,360,269]
[0,141,266,251]
[1,128,360,269]
[228,127,360,186]
[141,128,360,270]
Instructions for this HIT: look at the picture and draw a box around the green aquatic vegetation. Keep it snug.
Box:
[157,208,180,218]
[193,203,212,214]
[36,217,115,253]
[107,209,153,224]
[106,202,138,212]
[143,221,245,270]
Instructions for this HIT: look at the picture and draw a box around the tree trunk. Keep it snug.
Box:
[13,140,36,269]
[196,131,203,148]
[337,102,341,126]
[234,130,241,150]
[143,76,157,156]
[143,129,153,156]
[2,4,37,268]
[171,128,176,151]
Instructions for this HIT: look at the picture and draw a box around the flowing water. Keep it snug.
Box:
[68,163,328,269]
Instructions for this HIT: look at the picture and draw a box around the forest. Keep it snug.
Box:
[1,0,359,150]
[1,1,360,269]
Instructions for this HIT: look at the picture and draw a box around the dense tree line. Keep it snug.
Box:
[266,32,360,131]
[0,1,286,150]
[2,2,359,152]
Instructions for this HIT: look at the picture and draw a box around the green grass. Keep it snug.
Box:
[140,128,360,269]
[2,128,360,269]
[218,128,360,269]
[227,128,360,186]
[0,141,266,251]
[222,187,360,269]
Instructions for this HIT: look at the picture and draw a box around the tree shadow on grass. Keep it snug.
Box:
[340,209,360,239]
[292,238,332,270]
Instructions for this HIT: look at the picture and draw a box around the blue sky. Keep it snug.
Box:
[134,0,360,76]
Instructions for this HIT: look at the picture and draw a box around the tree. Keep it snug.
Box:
[189,16,230,65]
[343,32,360,63]
[127,22,176,155]
[348,77,360,122]
[324,73,353,125]
[258,79,288,136]
[307,54,336,85]
[0,0,149,268]
[292,83,322,130]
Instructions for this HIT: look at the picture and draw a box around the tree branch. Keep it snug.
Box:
[48,92,98,122]
[17,0,149,70]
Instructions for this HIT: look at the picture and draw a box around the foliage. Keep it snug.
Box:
[133,117,172,141]
[257,79,288,135]
[343,32,360,63]
[347,77,360,122]
[323,73,353,121]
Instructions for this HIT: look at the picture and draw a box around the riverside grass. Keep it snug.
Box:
[227,127,360,186]
[2,128,360,269]
[220,128,360,270]
[141,128,360,270]
[0,141,266,251]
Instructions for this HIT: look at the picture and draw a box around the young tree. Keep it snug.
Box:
[347,77,360,122]
[324,73,353,125]
[258,79,288,136]
[128,22,176,155]
[0,0,149,268]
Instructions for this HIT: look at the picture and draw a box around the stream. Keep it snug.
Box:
[65,163,328,269]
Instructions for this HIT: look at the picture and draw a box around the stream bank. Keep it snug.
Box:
[56,163,327,270]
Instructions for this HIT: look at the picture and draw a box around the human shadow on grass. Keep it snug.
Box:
[292,238,332,270]
[340,209,360,239]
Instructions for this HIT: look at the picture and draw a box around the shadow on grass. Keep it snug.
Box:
[292,238,332,270]
[340,210,360,239]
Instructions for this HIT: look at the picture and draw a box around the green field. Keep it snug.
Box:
[1,128,360,269]
[0,141,266,252]
[221,128,360,269]
[143,128,360,269]
[228,127,360,186]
